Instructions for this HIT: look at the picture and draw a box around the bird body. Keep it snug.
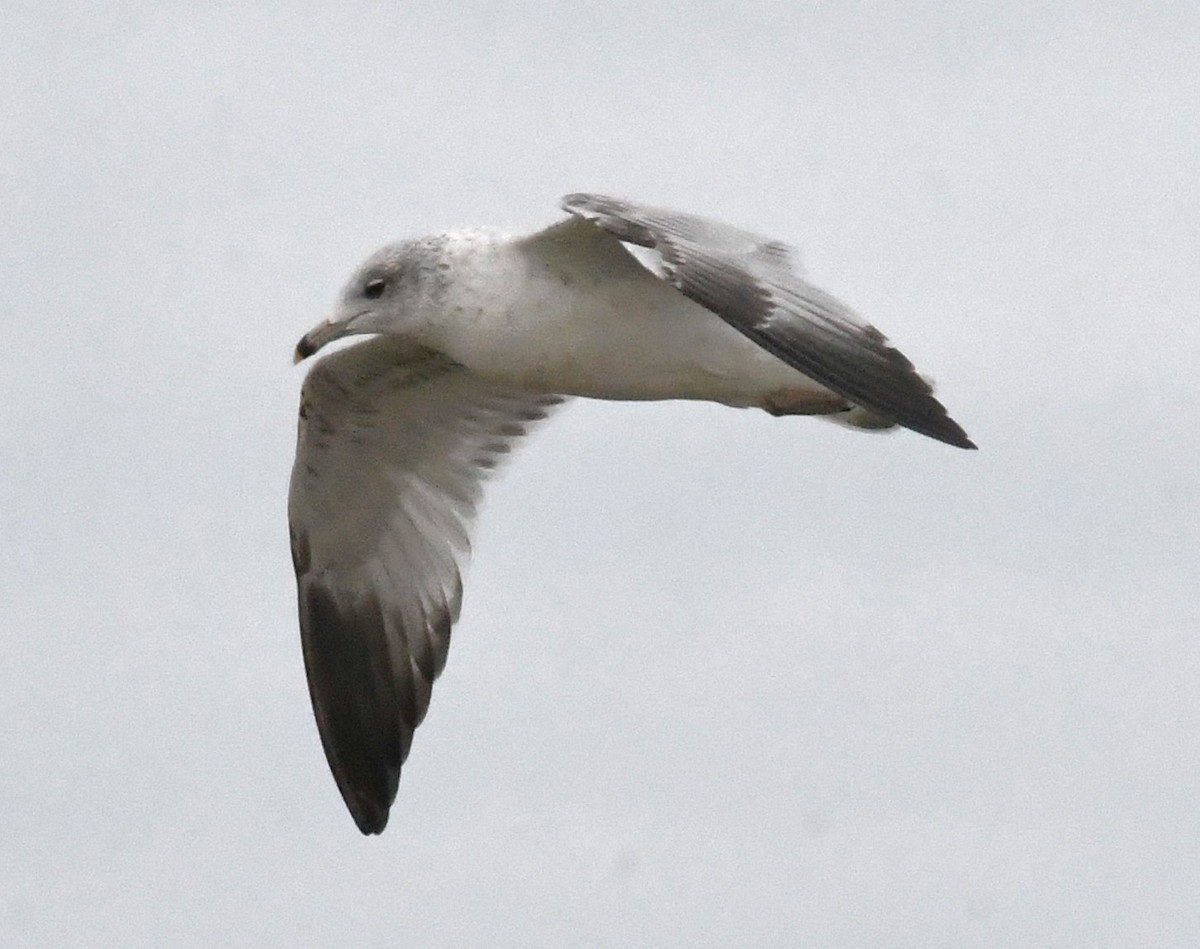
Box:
[289,193,974,833]
[310,223,841,410]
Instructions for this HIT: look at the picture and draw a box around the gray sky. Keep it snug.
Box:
[3,1,1199,945]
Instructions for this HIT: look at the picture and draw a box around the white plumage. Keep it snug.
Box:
[289,193,974,833]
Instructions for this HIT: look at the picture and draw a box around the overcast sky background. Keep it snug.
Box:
[3,2,1199,945]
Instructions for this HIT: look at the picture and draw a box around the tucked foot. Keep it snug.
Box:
[762,388,850,416]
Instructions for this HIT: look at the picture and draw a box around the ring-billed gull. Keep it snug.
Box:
[289,193,974,834]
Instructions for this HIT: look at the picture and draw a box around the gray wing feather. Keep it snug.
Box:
[561,193,974,449]
[289,336,562,833]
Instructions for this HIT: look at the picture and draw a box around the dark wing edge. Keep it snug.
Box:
[561,193,975,450]
[289,337,563,833]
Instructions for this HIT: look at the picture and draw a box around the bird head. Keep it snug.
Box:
[294,241,426,363]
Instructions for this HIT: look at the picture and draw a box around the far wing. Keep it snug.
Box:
[289,336,562,833]
[561,193,974,449]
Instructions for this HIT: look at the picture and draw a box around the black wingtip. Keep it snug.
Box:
[299,582,405,838]
[920,417,976,451]
[333,754,400,836]
[349,800,390,835]
[931,423,977,450]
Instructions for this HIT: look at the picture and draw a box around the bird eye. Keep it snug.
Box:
[363,278,387,299]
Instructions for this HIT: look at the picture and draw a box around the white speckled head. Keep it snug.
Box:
[294,235,463,363]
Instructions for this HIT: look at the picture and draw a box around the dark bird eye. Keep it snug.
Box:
[363,278,386,299]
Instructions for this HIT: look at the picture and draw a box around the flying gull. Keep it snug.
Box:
[289,193,975,834]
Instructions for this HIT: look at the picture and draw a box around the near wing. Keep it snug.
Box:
[289,336,562,834]
[561,193,974,449]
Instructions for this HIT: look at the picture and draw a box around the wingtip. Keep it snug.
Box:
[560,192,620,216]
[329,759,396,836]
[909,409,976,450]
[560,190,601,203]
[351,806,390,835]
[341,781,394,835]
[935,422,977,451]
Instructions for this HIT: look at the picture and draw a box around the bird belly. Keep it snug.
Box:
[440,251,835,410]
